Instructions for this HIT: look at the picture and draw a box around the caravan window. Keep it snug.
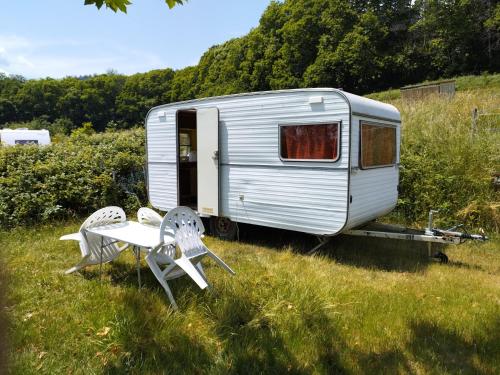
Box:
[360,122,396,168]
[280,123,339,161]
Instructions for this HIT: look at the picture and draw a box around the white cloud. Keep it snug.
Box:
[0,34,167,78]
[0,35,32,50]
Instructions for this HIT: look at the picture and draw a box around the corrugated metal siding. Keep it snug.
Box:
[220,93,349,168]
[147,162,177,210]
[345,115,400,229]
[146,90,350,235]
[146,111,177,209]
[346,167,399,229]
[220,166,348,234]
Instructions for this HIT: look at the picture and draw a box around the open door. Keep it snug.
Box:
[197,108,219,216]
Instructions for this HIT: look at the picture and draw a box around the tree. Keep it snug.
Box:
[0,98,17,124]
[84,0,186,13]
[116,68,175,126]
[13,78,64,122]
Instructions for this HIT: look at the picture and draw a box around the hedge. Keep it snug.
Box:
[0,128,146,227]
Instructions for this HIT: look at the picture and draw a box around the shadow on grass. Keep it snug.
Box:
[237,223,437,273]
[210,293,315,374]
[445,260,486,272]
[80,260,205,299]
[213,300,347,374]
[407,319,500,374]
[102,292,214,375]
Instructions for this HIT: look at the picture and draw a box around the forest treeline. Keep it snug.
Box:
[1,0,499,132]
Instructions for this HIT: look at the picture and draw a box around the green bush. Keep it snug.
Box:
[0,128,146,227]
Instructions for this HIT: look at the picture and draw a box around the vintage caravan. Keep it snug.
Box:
[145,88,400,238]
[0,128,51,146]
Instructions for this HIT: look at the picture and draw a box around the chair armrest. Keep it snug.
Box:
[60,232,82,241]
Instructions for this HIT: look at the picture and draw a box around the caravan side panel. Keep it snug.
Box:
[146,90,351,235]
[146,111,178,210]
[218,91,350,235]
[345,114,400,229]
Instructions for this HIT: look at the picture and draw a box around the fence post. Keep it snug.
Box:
[471,107,478,136]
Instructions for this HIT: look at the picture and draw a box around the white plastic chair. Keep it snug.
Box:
[145,207,235,309]
[61,206,129,274]
[137,207,163,227]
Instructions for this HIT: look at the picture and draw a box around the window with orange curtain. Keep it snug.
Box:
[360,123,396,168]
[280,123,339,160]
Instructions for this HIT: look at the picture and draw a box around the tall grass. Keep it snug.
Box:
[384,88,499,231]
[2,223,499,374]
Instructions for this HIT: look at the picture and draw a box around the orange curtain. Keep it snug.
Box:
[361,124,396,167]
[281,124,338,159]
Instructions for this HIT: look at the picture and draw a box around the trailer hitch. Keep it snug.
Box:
[424,209,488,264]
[344,209,489,263]
[426,209,488,243]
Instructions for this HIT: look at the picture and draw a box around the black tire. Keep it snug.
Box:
[210,216,238,240]
[432,251,449,264]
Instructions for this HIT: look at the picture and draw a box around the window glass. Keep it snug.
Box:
[360,123,396,168]
[15,140,39,145]
[280,123,339,160]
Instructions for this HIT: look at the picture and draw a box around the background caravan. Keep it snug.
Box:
[0,128,51,146]
[145,88,400,240]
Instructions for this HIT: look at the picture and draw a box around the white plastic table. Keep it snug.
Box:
[85,221,175,288]
[85,221,208,291]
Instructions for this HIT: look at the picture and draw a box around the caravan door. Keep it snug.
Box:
[197,108,219,216]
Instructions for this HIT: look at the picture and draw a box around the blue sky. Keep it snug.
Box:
[0,0,271,78]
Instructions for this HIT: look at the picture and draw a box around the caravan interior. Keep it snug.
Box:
[177,109,198,208]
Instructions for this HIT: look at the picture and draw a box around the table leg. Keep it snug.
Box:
[100,236,104,282]
[135,246,141,290]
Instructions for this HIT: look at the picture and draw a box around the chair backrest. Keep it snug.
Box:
[79,206,127,260]
[80,206,126,231]
[160,206,205,242]
[137,207,162,227]
[160,207,206,259]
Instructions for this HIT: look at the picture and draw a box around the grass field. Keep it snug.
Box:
[2,221,499,374]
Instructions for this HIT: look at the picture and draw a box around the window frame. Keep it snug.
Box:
[278,121,342,163]
[359,121,397,170]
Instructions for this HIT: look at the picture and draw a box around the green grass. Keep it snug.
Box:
[2,222,499,374]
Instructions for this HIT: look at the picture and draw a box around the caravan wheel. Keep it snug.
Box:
[210,216,237,240]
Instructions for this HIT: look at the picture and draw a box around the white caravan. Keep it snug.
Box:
[145,88,400,238]
[0,128,51,146]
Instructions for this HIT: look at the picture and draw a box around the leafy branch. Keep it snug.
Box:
[84,0,186,13]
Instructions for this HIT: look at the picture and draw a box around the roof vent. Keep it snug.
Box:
[309,96,323,104]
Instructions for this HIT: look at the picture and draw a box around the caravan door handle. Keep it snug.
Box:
[212,150,219,161]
